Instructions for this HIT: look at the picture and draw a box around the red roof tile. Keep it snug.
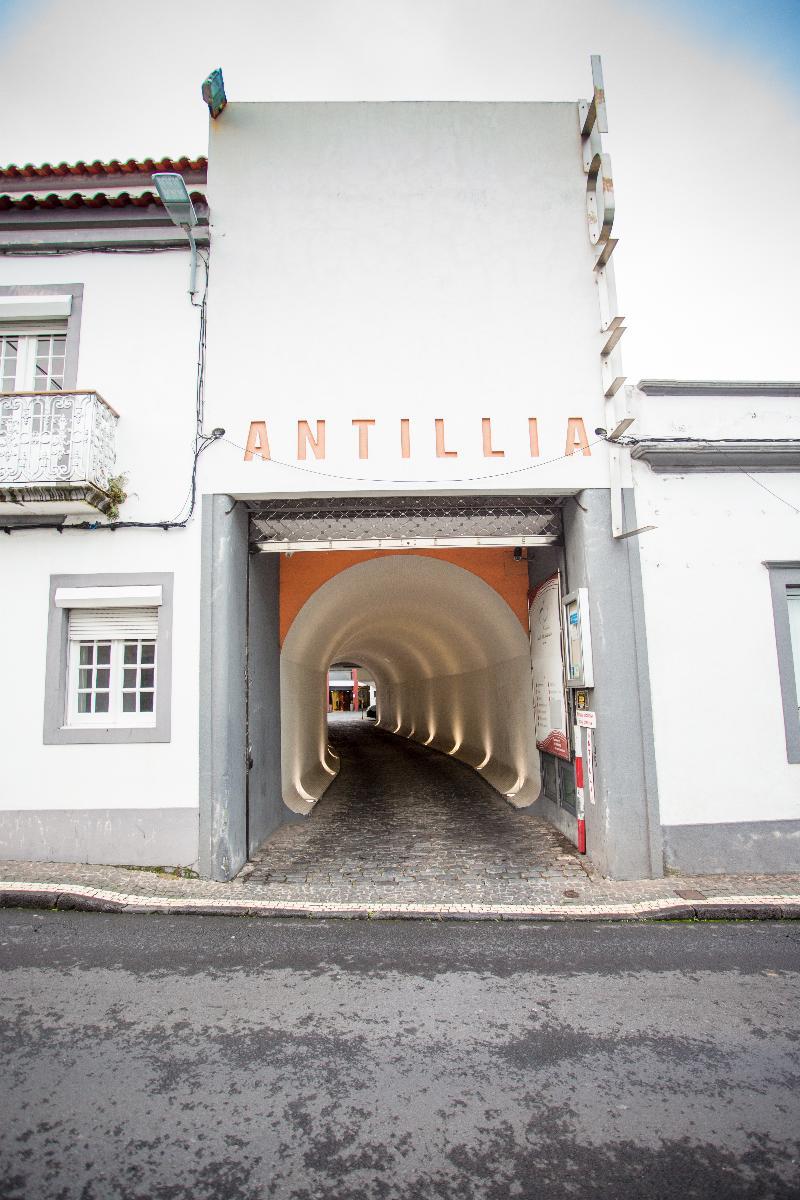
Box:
[0,156,207,180]
[0,190,207,211]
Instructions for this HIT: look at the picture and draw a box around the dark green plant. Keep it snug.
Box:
[105,472,128,520]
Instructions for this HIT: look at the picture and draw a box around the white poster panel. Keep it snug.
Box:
[529,574,570,760]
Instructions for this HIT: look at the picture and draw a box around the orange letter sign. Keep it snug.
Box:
[565,417,591,457]
[481,418,504,458]
[435,419,457,458]
[352,419,376,459]
[528,418,540,457]
[297,420,326,460]
[400,418,411,459]
[244,421,270,462]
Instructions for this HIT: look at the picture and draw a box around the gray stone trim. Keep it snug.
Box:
[563,489,662,879]
[43,572,173,744]
[0,807,197,867]
[0,168,207,193]
[662,819,800,875]
[765,562,800,763]
[622,488,663,875]
[247,553,300,855]
[638,379,800,397]
[631,439,800,472]
[0,205,209,229]
[0,228,210,254]
[0,282,82,388]
[198,496,249,881]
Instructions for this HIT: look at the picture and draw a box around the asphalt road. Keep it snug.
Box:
[1,913,798,1200]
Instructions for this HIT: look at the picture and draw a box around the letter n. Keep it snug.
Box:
[298,420,326,460]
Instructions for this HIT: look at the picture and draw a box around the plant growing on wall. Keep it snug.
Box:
[105,473,128,520]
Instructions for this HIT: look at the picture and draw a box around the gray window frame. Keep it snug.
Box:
[0,283,83,390]
[43,572,174,744]
[765,562,800,764]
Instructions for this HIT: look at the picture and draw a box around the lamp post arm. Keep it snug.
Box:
[186,226,198,297]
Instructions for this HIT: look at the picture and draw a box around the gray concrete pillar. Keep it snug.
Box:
[199,495,250,880]
[562,488,662,878]
[248,552,299,854]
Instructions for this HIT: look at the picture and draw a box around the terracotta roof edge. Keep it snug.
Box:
[0,156,207,180]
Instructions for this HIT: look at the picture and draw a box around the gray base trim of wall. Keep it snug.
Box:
[0,808,198,868]
[663,820,800,875]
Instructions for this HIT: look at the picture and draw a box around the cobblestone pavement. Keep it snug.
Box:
[243,716,590,902]
[1,716,799,916]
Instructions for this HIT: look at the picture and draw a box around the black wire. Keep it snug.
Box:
[217,436,606,486]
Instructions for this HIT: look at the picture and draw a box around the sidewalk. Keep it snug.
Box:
[2,859,799,920]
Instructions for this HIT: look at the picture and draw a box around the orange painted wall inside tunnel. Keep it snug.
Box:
[279,547,530,646]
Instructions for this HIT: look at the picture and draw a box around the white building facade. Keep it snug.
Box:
[1,69,797,879]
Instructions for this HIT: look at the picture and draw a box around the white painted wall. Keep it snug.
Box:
[202,102,610,498]
[0,251,203,822]
[631,388,800,827]
[280,555,539,812]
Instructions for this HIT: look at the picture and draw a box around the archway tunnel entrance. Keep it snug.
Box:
[280,551,540,813]
[200,491,660,883]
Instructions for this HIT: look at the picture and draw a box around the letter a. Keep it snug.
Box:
[565,417,591,457]
[244,421,271,462]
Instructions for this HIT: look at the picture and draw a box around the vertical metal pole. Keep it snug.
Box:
[187,227,198,296]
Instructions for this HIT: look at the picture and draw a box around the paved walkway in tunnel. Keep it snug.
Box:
[243,715,590,903]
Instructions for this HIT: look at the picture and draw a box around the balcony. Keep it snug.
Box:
[0,391,119,516]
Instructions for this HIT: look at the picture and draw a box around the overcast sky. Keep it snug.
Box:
[2,0,798,383]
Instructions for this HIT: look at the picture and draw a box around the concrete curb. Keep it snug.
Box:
[1,882,799,921]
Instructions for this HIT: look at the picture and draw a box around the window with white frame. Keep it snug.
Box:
[766,564,800,764]
[788,587,800,722]
[66,608,158,728]
[0,328,68,392]
[53,584,164,732]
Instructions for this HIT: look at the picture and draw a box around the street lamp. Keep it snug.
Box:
[152,172,199,296]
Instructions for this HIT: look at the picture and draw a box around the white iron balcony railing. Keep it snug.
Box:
[0,390,119,515]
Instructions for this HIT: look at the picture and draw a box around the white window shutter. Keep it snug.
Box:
[68,607,159,641]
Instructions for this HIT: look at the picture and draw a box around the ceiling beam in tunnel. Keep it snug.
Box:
[247,495,563,550]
